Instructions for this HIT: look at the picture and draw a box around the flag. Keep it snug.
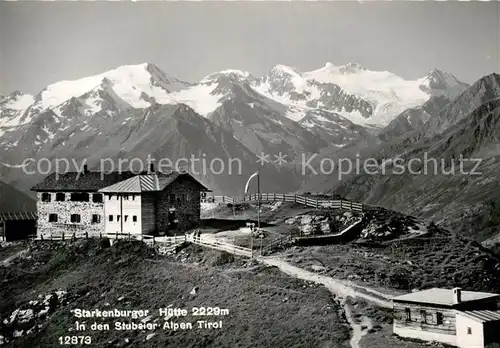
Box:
[244,171,259,194]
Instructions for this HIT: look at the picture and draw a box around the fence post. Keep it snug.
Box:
[316,199,319,210]
[41,234,44,241]
[62,232,65,241]
[350,201,353,211]
[294,194,296,203]
[72,232,76,241]
[153,236,156,246]
[340,201,343,209]
[115,231,118,240]
[86,231,88,239]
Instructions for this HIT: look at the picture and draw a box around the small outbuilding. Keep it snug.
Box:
[392,287,500,348]
[0,212,37,242]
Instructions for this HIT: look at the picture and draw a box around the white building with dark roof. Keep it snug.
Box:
[99,170,210,237]
[31,165,210,239]
[392,287,500,347]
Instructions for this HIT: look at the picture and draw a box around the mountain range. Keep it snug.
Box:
[0,62,468,186]
[0,180,36,213]
[2,62,499,245]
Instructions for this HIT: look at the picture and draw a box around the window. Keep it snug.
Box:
[92,194,103,203]
[70,193,89,202]
[41,193,51,202]
[109,215,113,222]
[55,193,65,202]
[117,215,121,222]
[70,214,81,223]
[124,215,128,222]
[436,312,443,325]
[48,214,58,222]
[405,308,411,322]
[91,215,101,224]
[467,327,472,335]
[420,310,426,324]
[132,215,137,222]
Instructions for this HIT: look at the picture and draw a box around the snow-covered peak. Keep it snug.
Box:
[200,69,252,84]
[419,68,462,90]
[0,91,34,111]
[33,63,189,110]
[0,91,35,131]
[337,62,366,74]
[308,62,367,77]
[270,64,302,78]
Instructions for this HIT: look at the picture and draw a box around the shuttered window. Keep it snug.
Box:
[420,310,426,324]
[436,312,443,325]
[405,308,411,321]
[42,193,51,202]
[92,215,101,224]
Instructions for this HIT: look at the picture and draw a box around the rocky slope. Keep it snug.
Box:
[306,74,500,243]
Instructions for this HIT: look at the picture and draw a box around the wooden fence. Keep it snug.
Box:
[202,193,363,212]
[186,234,253,258]
[34,231,186,246]
[201,196,236,204]
[259,235,292,256]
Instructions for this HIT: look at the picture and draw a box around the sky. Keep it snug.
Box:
[0,1,499,95]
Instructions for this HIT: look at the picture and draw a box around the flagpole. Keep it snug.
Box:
[257,170,260,229]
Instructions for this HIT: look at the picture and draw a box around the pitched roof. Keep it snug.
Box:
[392,288,500,307]
[99,174,163,193]
[99,172,209,193]
[0,212,37,221]
[457,310,500,323]
[31,171,141,192]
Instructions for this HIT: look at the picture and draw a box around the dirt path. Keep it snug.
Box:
[342,299,373,348]
[259,257,392,308]
[259,256,391,348]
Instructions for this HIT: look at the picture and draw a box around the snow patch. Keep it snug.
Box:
[168,83,222,116]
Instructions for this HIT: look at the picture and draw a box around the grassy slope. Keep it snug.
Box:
[204,201,500,293]
[279,230,500,293]
[1,240,351,348]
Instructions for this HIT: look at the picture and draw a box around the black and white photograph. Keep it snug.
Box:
[1,1,500,347]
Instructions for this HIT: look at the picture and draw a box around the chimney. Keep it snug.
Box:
[453,287,462,304]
